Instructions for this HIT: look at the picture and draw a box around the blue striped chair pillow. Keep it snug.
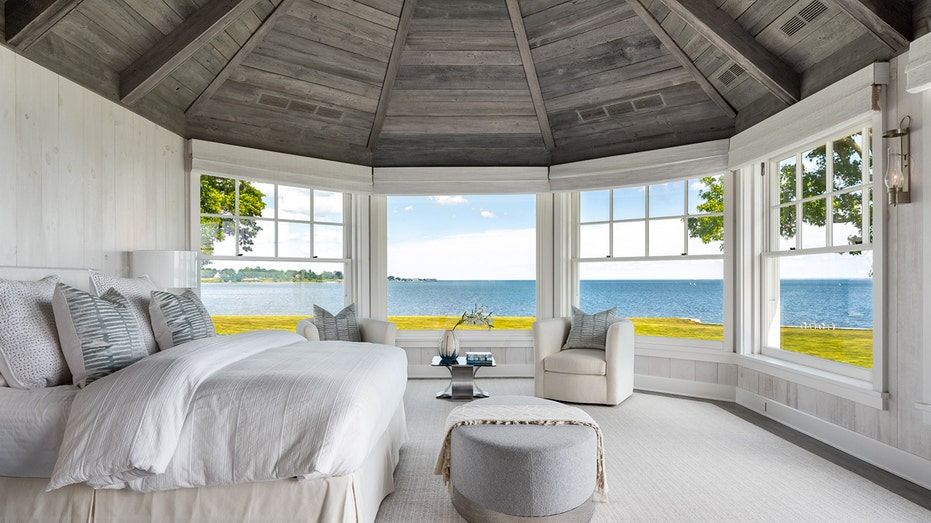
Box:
[149,290,216,350]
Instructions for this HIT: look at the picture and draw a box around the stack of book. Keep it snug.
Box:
[466,352,494,365]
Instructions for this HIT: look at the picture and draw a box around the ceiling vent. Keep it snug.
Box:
[315,106,344,121]
[579,94,667,122]
[605,101,635,116]
[718,63,746,86]
[780,1,827,37]
[257,93,290,109]
[577,107,608,122]
[632,94,664,110]
[289,100,319,114]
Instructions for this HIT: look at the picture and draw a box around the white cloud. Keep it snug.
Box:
[404,205,413,212]
[388,228,535,280]
[430,195,468,205]
[480,210,497,218]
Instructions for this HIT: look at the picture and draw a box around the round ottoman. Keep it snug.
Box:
[449,396,597,522]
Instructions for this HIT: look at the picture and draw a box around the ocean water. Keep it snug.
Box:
[200,279,873,329]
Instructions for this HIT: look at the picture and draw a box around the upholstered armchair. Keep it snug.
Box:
[296,318,398,346]
[532,317,635,406]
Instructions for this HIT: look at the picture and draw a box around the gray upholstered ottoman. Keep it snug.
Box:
[448,396,598,522]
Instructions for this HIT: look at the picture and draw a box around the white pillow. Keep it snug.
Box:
[0,275,71,388]
[0,373,7,387]
[88,270,159,354]
[52,283,148,388]
[149,290,216,350]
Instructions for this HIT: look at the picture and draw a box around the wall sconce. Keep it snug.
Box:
[882,116,910,206]
[131,250,199,290]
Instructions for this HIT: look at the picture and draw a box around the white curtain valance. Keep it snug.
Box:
[728,63,887,169]
[189,140,373,194]
[549,139,730,191]
[373,166,550,195]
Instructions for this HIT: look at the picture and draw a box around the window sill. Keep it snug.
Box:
[737,354,887,409]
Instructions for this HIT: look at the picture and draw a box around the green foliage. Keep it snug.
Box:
[686,175,724,247]
[200,266,342,283]
[199,175,267,254]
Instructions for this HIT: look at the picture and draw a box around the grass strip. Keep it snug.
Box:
[209,315,871,367]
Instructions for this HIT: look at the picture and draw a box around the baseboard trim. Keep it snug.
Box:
[635,375,736,401]
[736,389,931,490]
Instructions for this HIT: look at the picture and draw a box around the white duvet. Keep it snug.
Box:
[47,330,408,492]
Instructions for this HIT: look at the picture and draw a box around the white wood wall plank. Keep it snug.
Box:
[0,49,16,266]
[15,56,50,266]
[58,78,86,268]
[99,100,119,275]
[82,90,105,270]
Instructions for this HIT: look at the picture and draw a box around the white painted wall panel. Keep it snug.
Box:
[0,46,186,275]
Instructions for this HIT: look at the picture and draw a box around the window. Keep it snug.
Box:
[761,127,874,376]
[386,194,536,330]
[576,175,725,343]
[198,175,350,333]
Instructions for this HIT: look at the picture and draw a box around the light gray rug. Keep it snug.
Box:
[376,378,930,522]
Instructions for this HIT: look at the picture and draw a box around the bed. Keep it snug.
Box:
[0,266,408,523]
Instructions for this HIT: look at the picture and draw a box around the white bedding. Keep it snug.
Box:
[0,385,77,477]
[47,330,408,492]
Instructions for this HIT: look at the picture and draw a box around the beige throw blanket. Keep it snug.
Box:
[434,402,608,502]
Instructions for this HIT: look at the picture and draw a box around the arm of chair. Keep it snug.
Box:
[532,317,571,398]
[358,318,397,346]
[604,319,635,405]
[296,318,320,341]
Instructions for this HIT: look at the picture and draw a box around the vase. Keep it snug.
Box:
[439,330,460,363]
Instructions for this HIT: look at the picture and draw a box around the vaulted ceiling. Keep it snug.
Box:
[1,0,918,166]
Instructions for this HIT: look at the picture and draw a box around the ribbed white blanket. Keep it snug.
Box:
[434,402,608,502]
[48,330,408,492]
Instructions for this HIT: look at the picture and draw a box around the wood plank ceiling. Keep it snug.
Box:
[1,0,918,167]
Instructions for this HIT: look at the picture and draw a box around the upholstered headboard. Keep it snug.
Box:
[0,266,93,292]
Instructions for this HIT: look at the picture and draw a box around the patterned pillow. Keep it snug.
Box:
[52,283,148,388]
[313,304,361,342]
[0,275,70,389]
[88,270,159,354]
[562,306,618,350]
[149,290,216,350]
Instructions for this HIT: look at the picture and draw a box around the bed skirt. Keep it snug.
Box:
[0,404,408,523]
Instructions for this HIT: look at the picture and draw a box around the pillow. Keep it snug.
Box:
[52,283,148,388]
[313,304,361,342]
[0,275,70,389]
[0,373,6,387]
[88,270,159,354]
[149,290,216,350]
[562,306,618,350]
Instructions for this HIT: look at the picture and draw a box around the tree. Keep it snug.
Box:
[688,134,866,249]
[200,175,266,254]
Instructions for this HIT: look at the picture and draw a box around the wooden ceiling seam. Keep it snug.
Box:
[506,0,556,151]
[831,0,910,52]
[4,0,86,50]
[658,0,801,105]
[120,0,262,106]
[627,0,736,118]
[367,0,417,151]
[186,0,302,116]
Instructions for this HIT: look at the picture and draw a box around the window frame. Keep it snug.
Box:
[571,173,729,350]
[758,125,875,382]
[194,172,354,307]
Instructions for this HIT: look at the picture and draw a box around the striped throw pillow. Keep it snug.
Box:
[52,283,148,388]
[149,290,216,350]
[313,304,361,342]
[562,306,617,350]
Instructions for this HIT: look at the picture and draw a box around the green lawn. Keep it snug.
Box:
[210,315,871,368]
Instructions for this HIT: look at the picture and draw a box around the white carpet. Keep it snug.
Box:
[376,378,931,522]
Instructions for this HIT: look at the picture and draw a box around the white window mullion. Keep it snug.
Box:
[825,140,835,247]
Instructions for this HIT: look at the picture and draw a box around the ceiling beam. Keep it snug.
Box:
[658,0,800,105]
[5,0,84,50]
[832,0,910,52]
[506,0,556,151]
[186,0,299,116]
[627,0,736,118]
[367,0,417,151]
[120,0,260,106]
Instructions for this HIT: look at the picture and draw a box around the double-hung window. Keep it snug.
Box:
[198,174,351,332]
[760,127,874,378]
[575,174,726,344]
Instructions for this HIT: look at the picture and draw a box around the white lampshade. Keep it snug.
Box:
[131,250,199,289]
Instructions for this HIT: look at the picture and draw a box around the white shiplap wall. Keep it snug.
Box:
[0,46,186,274]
